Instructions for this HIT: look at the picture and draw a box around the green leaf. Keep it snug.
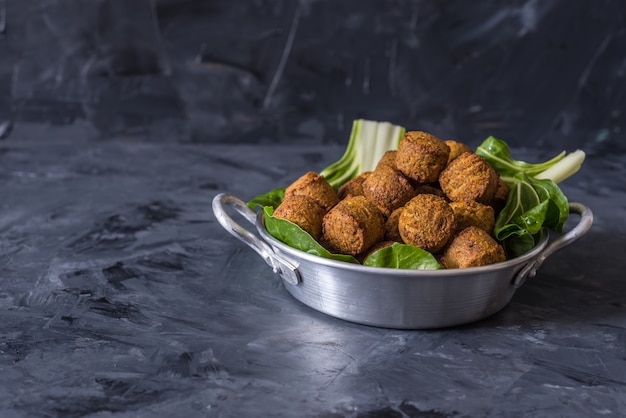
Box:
[476,136,566,178]
[501,233,537,259]
[247,188,285,210]
[476,136,577,258]
[364,243,443,270]
[263,206,360,264]
[494,173,568,257]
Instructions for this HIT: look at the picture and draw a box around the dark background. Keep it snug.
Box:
[2,2,626,416]
[2,0,624,153]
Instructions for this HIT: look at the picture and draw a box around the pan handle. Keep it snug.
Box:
[513,202,593,288]
[212,193,301,285]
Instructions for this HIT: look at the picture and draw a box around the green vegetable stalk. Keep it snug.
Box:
[320,119,406,188]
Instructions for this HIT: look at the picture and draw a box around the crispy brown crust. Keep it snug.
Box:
[490,177,510,214]
[414,184,447,199]
[384,207,404,242]
[362,165,415,217]
[337,171,371,200]
[322,196,385,256]
[274,131,511,269]
[375,150,398,171]
[285,171,339,212]
[439,152,498,204]
[444,140,473,163]
[396,131,450,184]
[398,194,455,253]
[440,226,506,268]
[449,200,495,235]
[273,195,326,240]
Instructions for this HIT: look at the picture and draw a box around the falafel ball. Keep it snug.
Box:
[337,171,372,200]
[322,196,385,256]
[285,171,339,212]
[362,165,415,217]
[398,194,455,253]
[439,152,498,204]
[375,150,398,170]
[414,184,448,199]
[449,200,495,235]
[445,140,473,163]
[491,177,510,214]
[440,226,506,268]
[273,195,326,241]
[360,240,396,263]
[396,131,450,184]
[384,207,404,242]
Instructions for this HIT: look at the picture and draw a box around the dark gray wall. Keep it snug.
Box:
[2,0,624,152]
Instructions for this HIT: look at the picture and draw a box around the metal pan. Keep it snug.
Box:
[212,193,593,329]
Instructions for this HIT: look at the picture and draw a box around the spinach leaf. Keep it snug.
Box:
[263,206,359,264]
[247,188,285,210]
[364,243,443,270]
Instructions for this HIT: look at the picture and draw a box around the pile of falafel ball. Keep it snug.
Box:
[273,131,511,269]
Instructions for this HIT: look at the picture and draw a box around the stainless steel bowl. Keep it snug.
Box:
[212,193,593,329]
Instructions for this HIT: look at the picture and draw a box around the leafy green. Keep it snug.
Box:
[476,136,566,178]
[477,136,583,258]
[476,136,585,184]
[263,206,359,264]
[247,188,285,210]
[494,172,569,256]
[320,119,405,188]
[364,243,443,270]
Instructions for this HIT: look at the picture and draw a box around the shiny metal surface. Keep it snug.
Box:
[213,193,593,329]
[212,193,301,285]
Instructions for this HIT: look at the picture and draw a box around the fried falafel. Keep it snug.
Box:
[384,207,404,242]
[273,195,326,240]
[414,184,447,199]
[375,150,398,170]
[285,171,338,212]
[398,194,455,253]
[449,200,495,235]
[337,171,371,200]
[491,177,510,214]
[362,165,415,217]
[445,140,473,163]
[396,131,450,184]
[440,226,506,268]
[322,196,385,256]
[439,152,498,204]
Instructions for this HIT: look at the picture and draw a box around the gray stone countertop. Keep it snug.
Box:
[1,139,625,417]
